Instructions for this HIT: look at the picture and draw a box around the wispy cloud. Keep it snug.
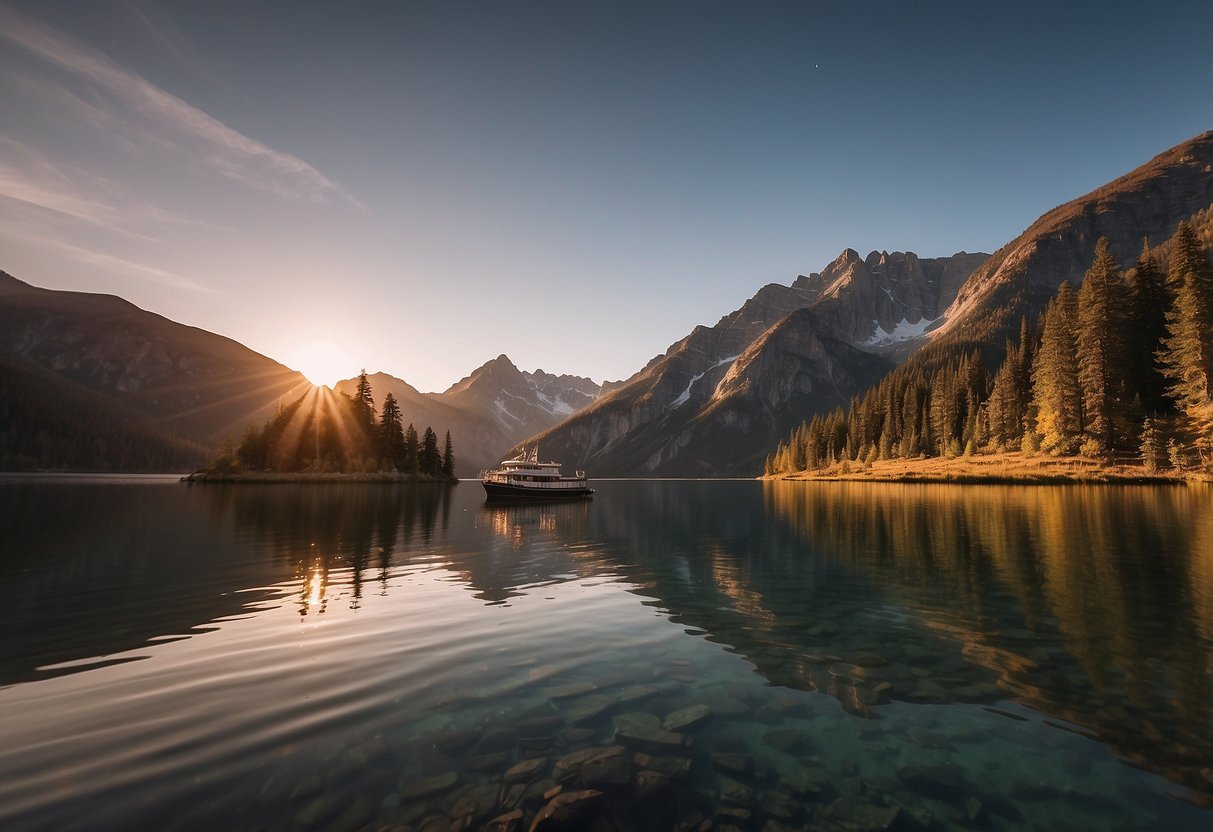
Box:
[0,3,361,208]
[0,134,227,237]
[0,213,214,293]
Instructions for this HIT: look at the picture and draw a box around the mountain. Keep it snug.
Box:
[0,349,210,471]
[526,132,1213,478]
[440,354,601,440]
[0,271,310,470]
[334,357,602,476]
[804,248,989,359]
[931,130,1213,348]
[520,250,985,476]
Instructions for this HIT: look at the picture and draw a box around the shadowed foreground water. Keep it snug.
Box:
[0,476,1210,831]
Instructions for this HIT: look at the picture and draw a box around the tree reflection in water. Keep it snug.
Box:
[763,481,1213,803]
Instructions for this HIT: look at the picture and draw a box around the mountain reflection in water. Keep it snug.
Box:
[0,478,1210,831]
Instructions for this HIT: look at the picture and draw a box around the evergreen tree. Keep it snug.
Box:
[1075,238,1129,455]
[420,426,440,475]
[379,392,406,470]
[1032,282,1083,454]
[441,430,455,476]
[1158,222,1213,461]
[1128,240,1170,413]
[354,370,375,426]
[1140,417,1165,472]
[403,423,420,473]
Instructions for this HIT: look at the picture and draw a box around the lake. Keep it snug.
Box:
[0,477,1210,831]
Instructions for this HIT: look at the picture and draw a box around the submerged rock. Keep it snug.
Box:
[564,694,616,725]
[895,764,965,804]
[553,746,627,784]
[663,704,713,732]
[580,749,634,790]
[485,808,525,832]
[427,728,480,756]
[400,771,459,802]
[634,770,672,799]
[505,757,549,783]
[528,789,604,831]
[718,775,753,806]
[449,781,502,829]
[613,712,692,753]
[466,752,511,771]
[712,752,754,776]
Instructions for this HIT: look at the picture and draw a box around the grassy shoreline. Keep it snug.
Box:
[764,452,1209,485]
[180,471,458,484]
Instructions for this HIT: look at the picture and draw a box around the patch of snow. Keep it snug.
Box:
[524,376,583,416]
[671,372,705,408]
[547,396,574,416]
[668,355,741,409]
[493,397,524,424]
[864,316,937,346]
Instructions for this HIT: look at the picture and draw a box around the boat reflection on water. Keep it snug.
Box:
[480,499,592,545]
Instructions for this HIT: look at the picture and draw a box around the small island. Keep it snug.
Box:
[185,371,458,484]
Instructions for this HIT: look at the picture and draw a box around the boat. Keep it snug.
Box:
[480,447,594,501]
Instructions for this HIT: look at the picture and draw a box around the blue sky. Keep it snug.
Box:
[1,1,1210,389]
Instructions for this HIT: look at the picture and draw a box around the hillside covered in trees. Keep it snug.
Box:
[766,220,1213,478]
[203,372,456,480]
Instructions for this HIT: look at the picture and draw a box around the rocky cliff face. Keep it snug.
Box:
[797,249,988,352]
[519,249,982,476]
[932,130,1213,346]
[0,272,309,448]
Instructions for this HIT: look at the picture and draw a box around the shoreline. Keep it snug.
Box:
[180,471,459,484]
[764,453,1207,485]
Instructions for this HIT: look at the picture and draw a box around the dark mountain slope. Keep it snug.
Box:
[0,351,209,471]
[0,271,310,454]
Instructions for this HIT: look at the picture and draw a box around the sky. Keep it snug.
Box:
[1,1,1210,391]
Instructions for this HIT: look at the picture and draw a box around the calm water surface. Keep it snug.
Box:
[0,477,1210,831]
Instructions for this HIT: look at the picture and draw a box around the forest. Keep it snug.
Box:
[766,221,1213,476]
[208,372,456,478]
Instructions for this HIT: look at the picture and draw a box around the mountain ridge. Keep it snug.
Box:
[517,248,985,475]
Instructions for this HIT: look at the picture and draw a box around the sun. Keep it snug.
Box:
[287,340,358,388]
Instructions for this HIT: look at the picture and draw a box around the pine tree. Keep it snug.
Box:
[379,392,406,470]
[441,430,455,477]
[403,423,420,473]
[354,370,375,426]
[1157,222,1213,461]
[420,427,440,475]
[1032,282,1083,454]
[1140,416,1164,472]
[1075,238,1129,455]
[1128,240,1170,413]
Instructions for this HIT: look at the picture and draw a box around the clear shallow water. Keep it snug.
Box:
[0,477,1210,831]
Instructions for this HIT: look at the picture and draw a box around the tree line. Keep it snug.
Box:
[210,371,456,477]
[766,221,1213,474]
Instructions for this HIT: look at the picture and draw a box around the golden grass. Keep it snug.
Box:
[769,452,1191,484]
